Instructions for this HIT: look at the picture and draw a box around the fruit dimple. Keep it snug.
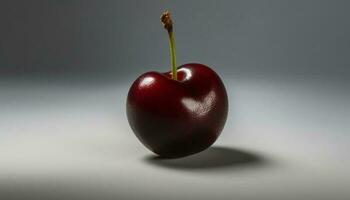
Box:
[163,70,186,82]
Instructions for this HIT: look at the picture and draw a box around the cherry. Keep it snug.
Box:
[126,11,228,158]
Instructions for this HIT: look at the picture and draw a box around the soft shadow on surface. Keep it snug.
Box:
[144,146,267,170]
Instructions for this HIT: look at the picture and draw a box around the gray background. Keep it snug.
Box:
[0,0,349,200]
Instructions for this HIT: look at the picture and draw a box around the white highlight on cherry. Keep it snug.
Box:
[177,68,192,81]
[181,90,216,116]
[140,77,155,87]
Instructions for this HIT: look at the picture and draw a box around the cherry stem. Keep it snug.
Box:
[168,31,177,80]
[161,11,177,80]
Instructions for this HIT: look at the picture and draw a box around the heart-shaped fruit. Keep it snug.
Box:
[127,63,228,158]
[126,11,228,158]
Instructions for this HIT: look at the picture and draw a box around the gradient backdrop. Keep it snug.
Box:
[0,0,349,200]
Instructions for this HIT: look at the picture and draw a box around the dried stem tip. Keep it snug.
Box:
[160,11,173,32]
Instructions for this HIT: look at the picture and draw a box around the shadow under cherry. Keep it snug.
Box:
[143,146,268,170]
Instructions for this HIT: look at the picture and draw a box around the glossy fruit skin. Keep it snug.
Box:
[126,63,228,158]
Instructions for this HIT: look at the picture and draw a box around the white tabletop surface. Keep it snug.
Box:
[0,76,349,200]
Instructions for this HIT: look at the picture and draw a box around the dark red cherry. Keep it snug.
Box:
[127,63,228,158]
